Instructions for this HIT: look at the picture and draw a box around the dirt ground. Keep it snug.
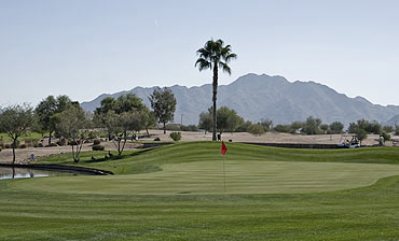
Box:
[1,130,397,164]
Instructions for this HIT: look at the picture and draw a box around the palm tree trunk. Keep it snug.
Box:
[212,63,218,141]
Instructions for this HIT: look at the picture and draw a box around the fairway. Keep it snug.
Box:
[12,159,399,195]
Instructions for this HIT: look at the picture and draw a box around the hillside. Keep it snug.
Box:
[81,73,399,125]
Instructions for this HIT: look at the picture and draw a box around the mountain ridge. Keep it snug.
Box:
[81,73,399,125]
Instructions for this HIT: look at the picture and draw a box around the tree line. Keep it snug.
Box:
[0,88,176,164]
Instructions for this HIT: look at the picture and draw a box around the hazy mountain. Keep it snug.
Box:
[81,73,399,125]
[386,115,399,126]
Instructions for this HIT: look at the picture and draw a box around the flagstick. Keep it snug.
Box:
[222,154,226,193]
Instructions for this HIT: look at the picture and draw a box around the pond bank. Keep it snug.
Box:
[0,163,113,175]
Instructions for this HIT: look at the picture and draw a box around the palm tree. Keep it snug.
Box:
[195,39,237,141]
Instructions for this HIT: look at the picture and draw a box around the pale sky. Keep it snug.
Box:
[1,0,398,107]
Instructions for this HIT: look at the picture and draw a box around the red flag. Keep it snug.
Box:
[220,141,227,156]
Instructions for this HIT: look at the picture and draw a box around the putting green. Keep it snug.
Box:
[12,160,399,195]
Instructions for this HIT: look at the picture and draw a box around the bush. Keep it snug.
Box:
[248,124,265,136]
[93,139,101,145]
[169,132,181,141]
[36,143,44,148]
[92,144,105,151]
[154,137,161,141]
[4,144,11,149]
[381,132,391,142]
[57,138,67,146]
[19,144,27,149]
[274,124,291,133]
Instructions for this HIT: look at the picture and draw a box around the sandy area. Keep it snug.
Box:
[1,130,397,164]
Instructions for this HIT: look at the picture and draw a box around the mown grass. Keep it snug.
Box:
[1,142,399,240]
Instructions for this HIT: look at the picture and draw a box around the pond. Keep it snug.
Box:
[0,167,63,180]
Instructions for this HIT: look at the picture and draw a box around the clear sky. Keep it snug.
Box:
[1,0,398,107]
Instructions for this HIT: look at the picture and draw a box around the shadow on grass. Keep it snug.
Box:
[86,148,156,164]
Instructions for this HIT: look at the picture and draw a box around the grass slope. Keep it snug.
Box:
[1,142,399,240]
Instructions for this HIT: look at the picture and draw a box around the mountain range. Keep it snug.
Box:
[81,73,399,126]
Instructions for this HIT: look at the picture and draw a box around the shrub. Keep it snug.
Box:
[93,139,101,145]
[36,143,44,148]
[19,144,27,149]
[274,124,291,133]
[169,132,181,141]
[381,132,391,142]
[248,124,265,136]
[4,144,11,149]
[92,144,105,151]
[154,137,161,141]
[57,138,67,146]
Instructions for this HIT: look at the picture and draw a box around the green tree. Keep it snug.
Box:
[94,94,150,155]
[329,121,344,134]
[35,95,73,145]
[149,88,177,134]
[260,119,273,132]
[248,123,265,136]
[198,112,212,135]
[0,105,33,164]
[302,116,322,135]
[195,39,237,141]
[54,105,87,163]
[356,128,368,142]
[215,106,242,136]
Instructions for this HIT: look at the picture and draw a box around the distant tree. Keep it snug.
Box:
[35,95,73,145]
[383,125,394,133]
[248,123,265,136]
[329,121,344,134]
[113,112,134,155]
[114,94,146,114]
[54,105,87,163]
[0,105,33,164]
[302,116,322,135]
[195,39,237,141]
[95,97,115,115]
[260,119,273,132]
[198,111,212,135]
[320,124,329,134]
[236,120,253,132]
[366,121,382,134]
[94,94,150,155]
[215,106,242,136]
[274,124,291,133]
[356,128,368,142]
[149,88,177,134]
[395,124,399,136]
[290,121,304,133]
[348,122,358,134]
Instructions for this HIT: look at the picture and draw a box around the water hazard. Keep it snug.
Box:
[0,167,57,180]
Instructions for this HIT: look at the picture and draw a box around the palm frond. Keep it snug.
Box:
[219,61,231,75]
[195,58,211,71]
